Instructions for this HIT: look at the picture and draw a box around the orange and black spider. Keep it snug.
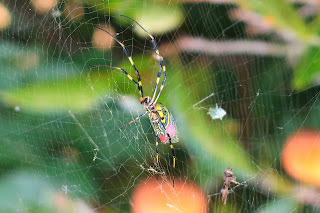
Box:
[92,15,179,168]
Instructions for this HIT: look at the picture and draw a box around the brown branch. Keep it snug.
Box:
[174,0,320,5]
[162,36,292,57]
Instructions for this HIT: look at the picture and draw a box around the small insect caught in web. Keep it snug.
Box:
[139,165,165,175]
[193,93,227,120]
[221,168,240,205]
[209,104,226,120]
[207,168,251,204]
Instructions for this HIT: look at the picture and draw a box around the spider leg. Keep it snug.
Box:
[119,111,148,131]
[168,132,176,168]
[95,27,144,97]
[120,15,166,104]
[155,135,159,164]
[151,61,164,104]
[153,61,166,104]
[91,65,139,87]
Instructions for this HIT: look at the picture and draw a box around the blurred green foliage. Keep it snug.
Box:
[237,0,315,42]
[0,0,320,212]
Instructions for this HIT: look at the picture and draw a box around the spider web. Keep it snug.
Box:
[0,0,320,212]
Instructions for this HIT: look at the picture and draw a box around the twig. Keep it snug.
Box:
[176,0,320,5]
[177,36,291,56]
[193,93,215,110]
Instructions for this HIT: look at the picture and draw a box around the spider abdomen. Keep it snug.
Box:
[149,103,179,144]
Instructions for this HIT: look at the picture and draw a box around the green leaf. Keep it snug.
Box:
[0,170,55,212]
[0,170,96,212]
[293,46,320,90]
[95,0,183,36]
[131,3,183,37]
[256,198,296,213]
[0,72,111,113]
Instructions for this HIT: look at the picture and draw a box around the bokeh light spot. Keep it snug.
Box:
[282,130,320,186]
[63,1,84,22]
[131,178,208,213]
[0,4,11,30]
[92,25,116,51]
[31,0,58,15]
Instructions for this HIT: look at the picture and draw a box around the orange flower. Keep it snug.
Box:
[282,130,320,186]
[131,178,208,213]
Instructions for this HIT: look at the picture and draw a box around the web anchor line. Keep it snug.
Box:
[68,110,116,171]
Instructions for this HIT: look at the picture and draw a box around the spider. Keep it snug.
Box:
[93,15,179,168]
